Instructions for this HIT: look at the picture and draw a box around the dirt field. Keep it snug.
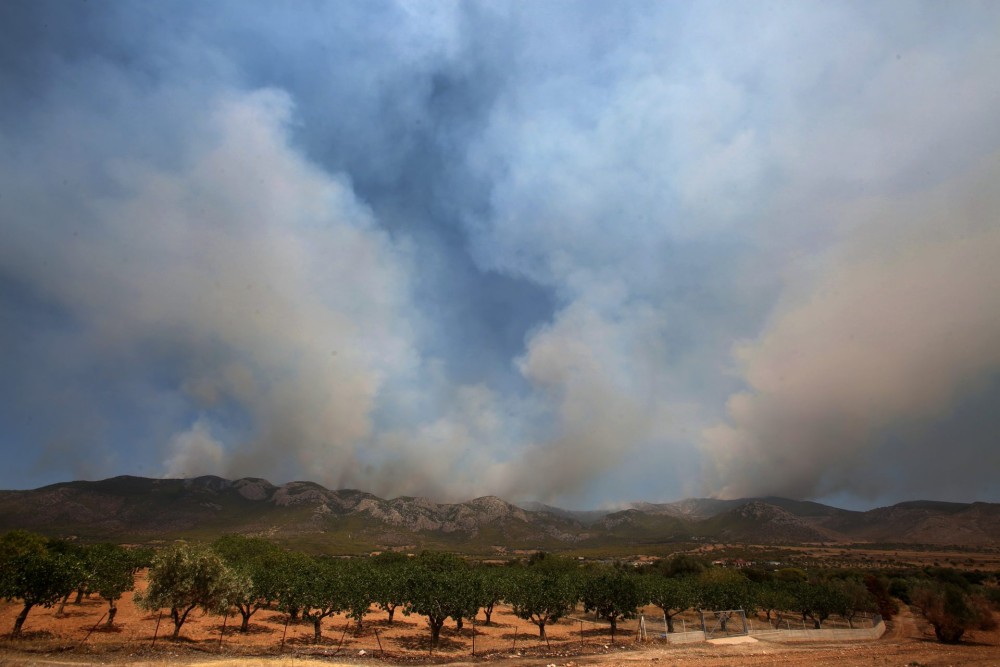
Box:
[689,542,1000,571]
[0,571,997,667]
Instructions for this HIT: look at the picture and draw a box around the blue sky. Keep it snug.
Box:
[1,1,999,509]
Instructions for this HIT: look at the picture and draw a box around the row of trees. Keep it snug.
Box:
[132,539,888,642]
[4,531,996,645]
[0,530,149,635]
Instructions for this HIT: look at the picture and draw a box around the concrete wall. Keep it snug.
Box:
[659,630,707,644]
[751,619,886,642]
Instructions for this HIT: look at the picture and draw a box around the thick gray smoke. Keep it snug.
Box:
[1,88,419,488]
[2,1,1000,506]
[702,155,1000,501]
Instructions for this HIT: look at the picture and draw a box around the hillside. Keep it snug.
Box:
[0,475,997,551]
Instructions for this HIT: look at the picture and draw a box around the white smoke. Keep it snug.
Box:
[1,86,420,488]
[702,154,1000,500]
[164,419,226,478]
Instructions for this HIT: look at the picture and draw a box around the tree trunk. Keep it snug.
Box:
[313,617,323,642]
[172,608,183,639]
[386,604,396,623]
[484,603,494,625]
[171,605,194,639]
[536,620,546,639]
[56,593,70,617]
[455,616,464,631]
[74,586,85,604]
[12,603,33,636]
[933,623,964,644]
[240,610,251,632]
[665,613,675,633]
[106,601,117,627]
[429,616,445,642]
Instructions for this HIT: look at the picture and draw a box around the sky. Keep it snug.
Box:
[1,1,999,510]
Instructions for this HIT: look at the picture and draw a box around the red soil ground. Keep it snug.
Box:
[0,571,996,666]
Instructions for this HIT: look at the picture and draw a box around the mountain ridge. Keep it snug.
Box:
[1,475,997,551]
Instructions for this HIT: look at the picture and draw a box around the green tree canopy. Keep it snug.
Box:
[696,568,757,613]
[295,557,351,642]
[86,543,136,627]
[645,575,698,633]
[581,566,643,638]
[506,559,580,639]
[657,554,707,579]
[269,549,315,623]
[912,581,994,644]
[788,579,846,629]
[339,559,377,630]
[476,565,510,625]
[134,543,241,639]
[371,552,411,623]
[0,531,81,635]
[833,578,877,629]
[753,581,796,628]
[403,551,470,643]
[212,535,283,632]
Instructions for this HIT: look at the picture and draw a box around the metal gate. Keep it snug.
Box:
[699,609,748,639]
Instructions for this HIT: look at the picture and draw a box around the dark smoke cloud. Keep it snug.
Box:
[1,1,999,507]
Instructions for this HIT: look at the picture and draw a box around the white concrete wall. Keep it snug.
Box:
[659,630,708,644]
[751,619,885,642]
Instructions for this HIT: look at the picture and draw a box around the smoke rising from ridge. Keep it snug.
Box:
[702,155,1000,501]
[2,87,420,488]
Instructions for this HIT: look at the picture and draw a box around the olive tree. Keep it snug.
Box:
[86,543,137,627]
[134,543,241,639]
[645,575,697,633]
[912,581,993,644]
[696,568,757,613]
[403,551,470,643]
[212,535,283,632]
[754,581,796,629]
[656,554,707,579]
[447,565,484,633]
[340,559,377,631]
[834,578,877,629]
[506,558,580,639]
[477,565,509,625]
[297,557,347,642]
[0,531,80,636]
[45,539,88,615]
[371,551,410,623]
[270,550,315,622]
[788,579,846,629]
[581,566,643,638]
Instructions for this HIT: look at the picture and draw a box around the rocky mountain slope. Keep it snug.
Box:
[0,475,997,550]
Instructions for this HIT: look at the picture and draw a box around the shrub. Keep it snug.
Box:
[911,582,992,644]
[864,574,898,621]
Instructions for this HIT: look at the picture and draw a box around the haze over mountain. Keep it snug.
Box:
[2,2,999,510]
[2,476,998,551]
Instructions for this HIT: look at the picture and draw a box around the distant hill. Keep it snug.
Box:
[0,475,997,551]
